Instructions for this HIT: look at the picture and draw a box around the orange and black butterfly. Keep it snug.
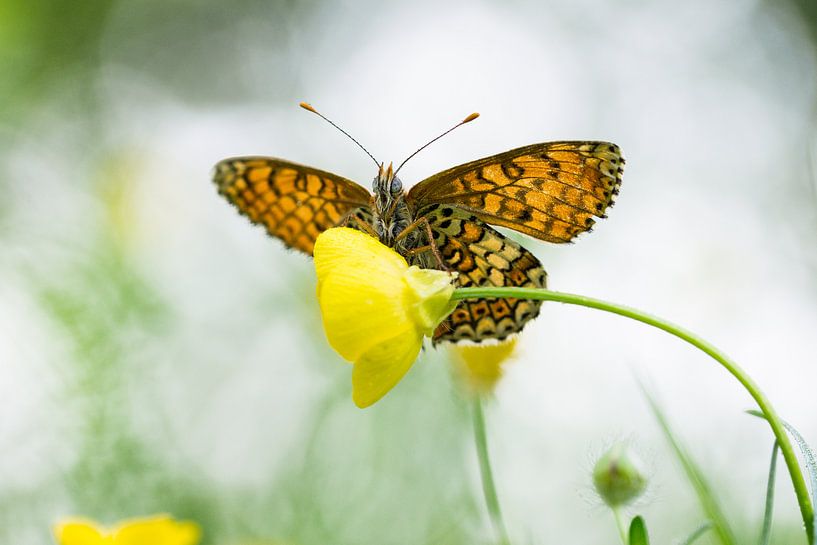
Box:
[213,104,623,344]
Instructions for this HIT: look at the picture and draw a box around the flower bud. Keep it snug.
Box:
[592,443,647,507]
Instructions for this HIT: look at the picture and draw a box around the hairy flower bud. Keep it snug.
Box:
[592,443,648,507]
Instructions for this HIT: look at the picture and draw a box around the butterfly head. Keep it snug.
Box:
[372,161,403,195]
[372,161,411,246]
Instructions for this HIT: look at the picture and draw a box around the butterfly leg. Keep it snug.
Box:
[394,216,449,272]
[341,211,378,238]
[404,245,434,256]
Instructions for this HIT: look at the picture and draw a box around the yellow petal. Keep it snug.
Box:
[54,519,107,545]
[316,261,408,362]
[352,329,424,408]
[314,227,406,285]
[314,228,410,362]
[451,338,518,394]
[113,515,201,545]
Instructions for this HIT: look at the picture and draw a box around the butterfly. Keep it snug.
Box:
[213,105,624,344]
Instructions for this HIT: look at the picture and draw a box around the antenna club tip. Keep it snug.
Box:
[463,112,480,123]
[299,102,317,113]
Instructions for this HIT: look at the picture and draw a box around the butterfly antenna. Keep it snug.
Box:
[299,102,380,168]
[393,112,480,176]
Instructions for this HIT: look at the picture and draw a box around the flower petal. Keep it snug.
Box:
[451,338,517,394]
[314,228,410,362]
[352,330,424,408]
[317,265,408,362]
[114,515,201,545]
[54,520,106,545]
[314,227,407,284]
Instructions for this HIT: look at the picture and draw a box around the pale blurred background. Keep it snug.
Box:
[1,0,816,543]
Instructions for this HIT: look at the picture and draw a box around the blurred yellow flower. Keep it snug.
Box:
[451,338,517,394]
[313,227,457,408]
[54,514,201,545]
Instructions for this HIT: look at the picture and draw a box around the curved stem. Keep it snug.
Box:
[473,396,511,545]
[452,287,814,544]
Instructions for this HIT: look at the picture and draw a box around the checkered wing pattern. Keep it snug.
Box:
[408,142,623,243]
[418,205,547,343]
[214,157,371,255]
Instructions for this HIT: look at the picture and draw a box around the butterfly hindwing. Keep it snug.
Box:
[214,157,372,255]
[417,205,547,344]
[408,141,623,244]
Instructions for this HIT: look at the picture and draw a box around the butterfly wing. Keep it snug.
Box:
[407,142,623,243]
[418,205,547,344]
[214,157,372,255]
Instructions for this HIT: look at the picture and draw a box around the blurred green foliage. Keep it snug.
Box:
[1,1,815,544]
[0,0,114,125]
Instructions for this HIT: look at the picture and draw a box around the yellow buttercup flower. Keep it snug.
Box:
[54,514,201,545]
[451,338,517,394]
[313,227,457,408]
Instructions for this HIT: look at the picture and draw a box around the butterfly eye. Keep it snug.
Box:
[390,177,402,193]
[371,177,379,191]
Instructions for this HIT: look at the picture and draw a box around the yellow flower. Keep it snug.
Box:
[313,227,457,408]
[451,338,517,394]
[54,514,201,545]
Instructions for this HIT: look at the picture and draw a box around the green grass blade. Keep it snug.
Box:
[748,410,817,545]
[641,386,738,545]
[680,522,714,545]
[629,516,649,545]
[760,442,779,545]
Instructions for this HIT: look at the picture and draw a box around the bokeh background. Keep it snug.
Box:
[2,0,816,543]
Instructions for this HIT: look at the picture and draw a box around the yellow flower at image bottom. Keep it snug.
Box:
[313,227,458,408]
[54,514,201,545]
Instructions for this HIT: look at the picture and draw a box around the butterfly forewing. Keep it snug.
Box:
[214,157,371,254]
[408,142,623,244]
[418,205,547,344]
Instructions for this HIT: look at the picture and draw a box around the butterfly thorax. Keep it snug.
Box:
[370,163,421,256]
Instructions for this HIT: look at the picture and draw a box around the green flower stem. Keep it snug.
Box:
[473,396,511,545]
[612,506,629,545]
[452,286,814,544]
